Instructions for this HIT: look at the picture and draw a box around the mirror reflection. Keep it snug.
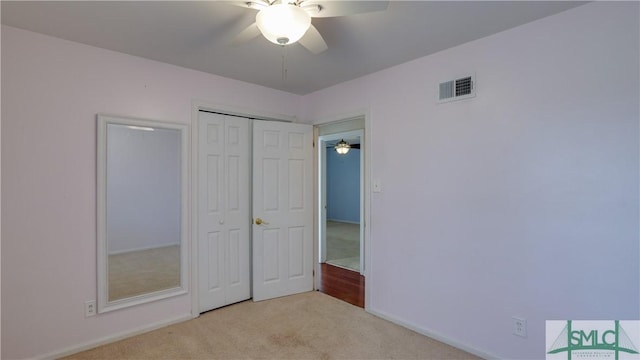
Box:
[106,123,182,300]
[98,115,187,312]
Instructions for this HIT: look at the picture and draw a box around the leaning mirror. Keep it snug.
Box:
[97,114,188,313]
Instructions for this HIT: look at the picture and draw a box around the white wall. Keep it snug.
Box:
[107,125,181,254]
[303,2,639,359]
[1,25,302,359]
[2,2,639,359]
[0,16,3,360]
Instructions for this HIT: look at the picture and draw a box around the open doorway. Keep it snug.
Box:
[323,136,362,272]
[317,124,365,307]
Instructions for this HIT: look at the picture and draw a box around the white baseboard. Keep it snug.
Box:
[34,313,193,360]
[326,219,360,225]
[366,308,497,360]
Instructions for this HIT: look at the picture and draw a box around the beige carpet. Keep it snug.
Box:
[109,245,180,301]
[64,292,479,360]
[326,221,360,272]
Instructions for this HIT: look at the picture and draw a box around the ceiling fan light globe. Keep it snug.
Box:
[256,4,311,45]
[335,139,351,155]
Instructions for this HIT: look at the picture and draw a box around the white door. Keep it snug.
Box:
[198,112,251,312]
[252,120,314,301]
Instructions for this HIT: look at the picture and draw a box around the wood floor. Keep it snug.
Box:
[318,263,365,308]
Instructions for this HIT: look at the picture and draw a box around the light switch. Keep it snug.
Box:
[373,178,382,193]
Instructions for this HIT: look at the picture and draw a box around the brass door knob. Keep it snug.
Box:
[255,218,269,225]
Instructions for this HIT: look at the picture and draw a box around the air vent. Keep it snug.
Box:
[438,74,476,103]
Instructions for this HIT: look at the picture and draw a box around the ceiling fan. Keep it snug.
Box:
[229,0,388,54]
[327,139,360,155]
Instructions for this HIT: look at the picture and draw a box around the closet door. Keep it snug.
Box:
[252,120,314,301]
[198,112,250,312]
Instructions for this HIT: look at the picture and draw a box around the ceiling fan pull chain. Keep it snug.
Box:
[281,45,288,81]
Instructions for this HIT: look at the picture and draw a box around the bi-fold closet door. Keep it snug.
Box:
[197,110,314,313]
[198,112,251,312]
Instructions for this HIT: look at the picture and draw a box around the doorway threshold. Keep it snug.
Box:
[318,263,364,308]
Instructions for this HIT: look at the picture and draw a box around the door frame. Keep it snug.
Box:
[190,101,296,318]
[313,113,372,310]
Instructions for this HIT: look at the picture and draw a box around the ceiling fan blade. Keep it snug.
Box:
[225,1,269,11]
[229,22,261,46]
[325,144,360,149]
[302,1,388,18]
[299,24,328,54]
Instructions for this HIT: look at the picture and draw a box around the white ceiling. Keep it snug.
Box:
[1,1,586,95]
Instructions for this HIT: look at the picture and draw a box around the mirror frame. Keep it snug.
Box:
[97,114,189,313]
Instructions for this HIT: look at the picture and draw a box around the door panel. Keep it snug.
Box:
[207,156,221,215]
[263,229,280,282]
[198,112,250,312]
[252,121,313,301]
[205,231,223,290]
[228,229,240,284]
[288,227,305,277]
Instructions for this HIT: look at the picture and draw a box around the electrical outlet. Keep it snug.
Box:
[85,300,96,317]
[513,317,527,338]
